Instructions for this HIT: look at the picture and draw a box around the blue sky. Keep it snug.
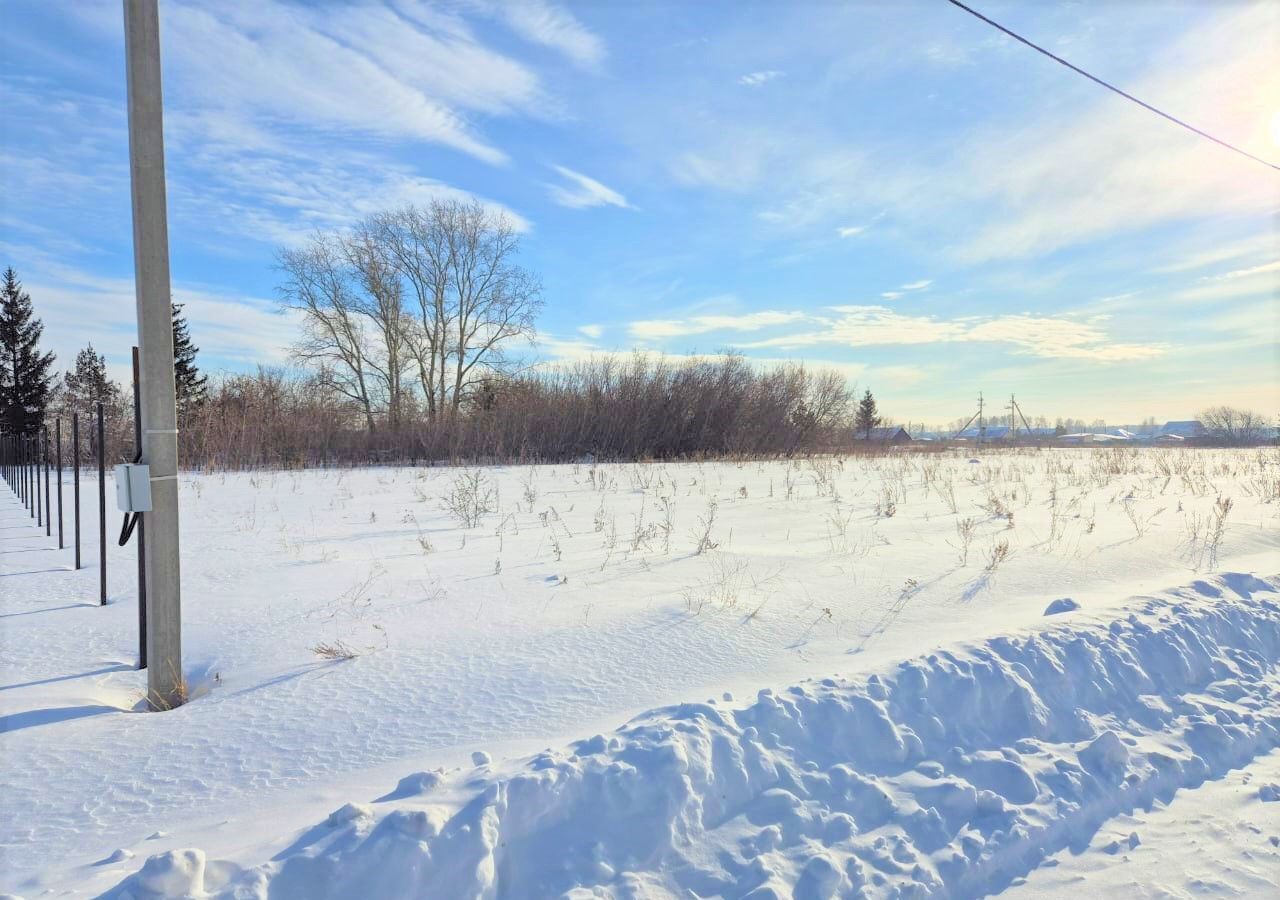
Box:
[2,0,1277,424]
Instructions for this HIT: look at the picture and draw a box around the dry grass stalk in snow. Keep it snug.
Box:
[311,640,359,660]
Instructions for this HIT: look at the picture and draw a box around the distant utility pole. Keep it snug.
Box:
[124,0,183,709]
[951,392,987,443]
[1007,394,1034,439]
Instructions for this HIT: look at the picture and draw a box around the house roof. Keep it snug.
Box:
[1160,420,1205,436]
[957,425,1011,439]
[855,426,910,440]
[1061,432,1128,442]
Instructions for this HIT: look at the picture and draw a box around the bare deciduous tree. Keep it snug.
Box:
[437,200,541,414]
[370,206,452,421]
[283,200,541,428]
[277,234,378,432]
[343,223,411,431]
[1199,406,1271,444]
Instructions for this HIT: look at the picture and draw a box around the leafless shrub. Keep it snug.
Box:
[1245,469,1280,503]
[1201,496,1233,568]
[954,517,977,565]
[658,496,675,554]
[693,497,720,555]
[443,470,496,528]
[520,469,539,512]
[937,477,959,515]
[984,539,1011,572]
[978,491,1009,519]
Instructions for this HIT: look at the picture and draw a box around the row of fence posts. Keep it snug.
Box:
[3,354,148,668]
[2,408,98,586]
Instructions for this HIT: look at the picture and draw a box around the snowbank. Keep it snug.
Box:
[105,573,1280,899]
[1010,747,1280,897]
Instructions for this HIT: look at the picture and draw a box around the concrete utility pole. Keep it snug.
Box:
[124,0,183,709]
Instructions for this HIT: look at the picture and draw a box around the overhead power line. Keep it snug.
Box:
[944,0,1280,173]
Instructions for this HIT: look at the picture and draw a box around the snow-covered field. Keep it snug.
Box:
[2,448,1277,898]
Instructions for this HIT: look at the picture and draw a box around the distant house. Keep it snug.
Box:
[1159,420,1206,439]
[855,426,912,444]
[956,425,1011,441]
[1061,432,1128,444]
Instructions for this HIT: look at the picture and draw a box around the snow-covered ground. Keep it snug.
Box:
[1011,747,1280,898]
[2,448,1277,897]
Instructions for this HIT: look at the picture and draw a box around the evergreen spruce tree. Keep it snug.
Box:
[60,344,121,422]
[855,389,881,438]
[172,302,207,416]
[0,267,55,434]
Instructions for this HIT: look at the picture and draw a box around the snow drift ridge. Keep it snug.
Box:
[107,573,1280,899]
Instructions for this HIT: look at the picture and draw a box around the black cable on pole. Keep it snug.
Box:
[944,0,1280,173]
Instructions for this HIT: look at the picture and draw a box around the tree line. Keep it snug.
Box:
[178,354,859,469]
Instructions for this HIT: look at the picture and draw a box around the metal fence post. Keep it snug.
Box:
[73,413,81,571]
[44,425,51,538]
[56,419,64,549]
[36,431,43,529]
[98,402,107,605]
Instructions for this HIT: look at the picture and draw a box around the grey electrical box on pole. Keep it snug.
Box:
[115,463,153,513]
[124,0,183,709]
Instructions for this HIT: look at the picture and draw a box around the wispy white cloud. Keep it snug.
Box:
[1211,260,1280,281]
[1152,234,1277,274]
[547,165,631,209]
[739,70,783,87]
[629,310,809,340]
[873,365,930,389]
[577,324,604,339]
[671,146,774,193]
[631,304,1164,362]
[48,0,556,250]
[836,225,867,238]
[156,3,521,165]
[167,139,529,247]
[900,279,932,291]
[486,0,605,68]
[1170,276,1278,305]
